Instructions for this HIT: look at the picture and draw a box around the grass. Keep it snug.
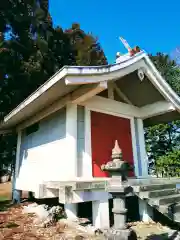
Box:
[0,194,12,212]
[0,182,12,211]
[2,222,19,228]
[0,199,12,211]
[0,196,9,202]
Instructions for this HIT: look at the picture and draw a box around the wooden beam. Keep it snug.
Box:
[81,95,141,118]
[113,82,133,105]
[141,101,175,119]
[71,81,107,104]
[107,82,114,100]
[17,82,107,130]
[0,129,13,135]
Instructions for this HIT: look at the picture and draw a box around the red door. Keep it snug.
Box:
[91,111,134,177]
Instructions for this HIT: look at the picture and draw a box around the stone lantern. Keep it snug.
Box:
[101,140,133,181]
[101,140,136,240]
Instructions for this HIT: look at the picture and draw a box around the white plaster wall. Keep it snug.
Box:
[16,108,70,191]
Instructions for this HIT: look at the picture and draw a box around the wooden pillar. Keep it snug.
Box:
[12,130,22,203]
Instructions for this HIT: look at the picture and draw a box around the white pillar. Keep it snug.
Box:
[134,119,150,220]
[15,130,22,177]
[13,130,22,203]
[137,119,148,177]
[65,203,78,220]
[130,118,139,177]
[134,118,148,177]
[92,193,110,229]
[66,103,78,177]
[65,104,78,216]
[139,198,153,222]
[83,107,93,178]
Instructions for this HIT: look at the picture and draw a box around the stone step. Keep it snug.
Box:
[150,189,179,198]
[172,212,180,222]
[139,188,178,199]
[158,201,180,214]
[139,183,176,192]
[158,204,170,214]
[158,203,180,222]
[160,209,178,222]
[172,202,180,213]
[149,194,180,206]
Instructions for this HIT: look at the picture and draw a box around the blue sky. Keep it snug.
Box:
[49,0,180,63]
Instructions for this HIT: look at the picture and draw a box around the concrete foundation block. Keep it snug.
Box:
[92,194,110,229]
[139,198,153,222]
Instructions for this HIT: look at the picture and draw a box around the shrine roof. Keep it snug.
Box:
[0,50,180,131]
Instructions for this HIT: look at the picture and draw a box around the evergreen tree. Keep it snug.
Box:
[145,53,180,174]
[0,1,107,176]
[65,23,107,66]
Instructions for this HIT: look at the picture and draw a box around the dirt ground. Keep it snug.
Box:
[0,202,175,240]
[0,202,176,240]
[130,222,174,239]
[0,182,28,201]
[0,183,177,239]
[0,182,12,200]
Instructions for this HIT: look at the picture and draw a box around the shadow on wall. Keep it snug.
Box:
[21,108,66,150]
[145,233,170,240]
[17,108,66,174]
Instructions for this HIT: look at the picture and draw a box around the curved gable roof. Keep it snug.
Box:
[0,50,180,131]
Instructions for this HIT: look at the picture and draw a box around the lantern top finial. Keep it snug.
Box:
[101,140,133,180]
[112,140,122,155]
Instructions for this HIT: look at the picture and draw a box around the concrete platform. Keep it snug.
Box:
[35,178,111,203]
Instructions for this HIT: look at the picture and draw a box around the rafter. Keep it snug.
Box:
[107,82,114,99]
[113,82,133,105]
